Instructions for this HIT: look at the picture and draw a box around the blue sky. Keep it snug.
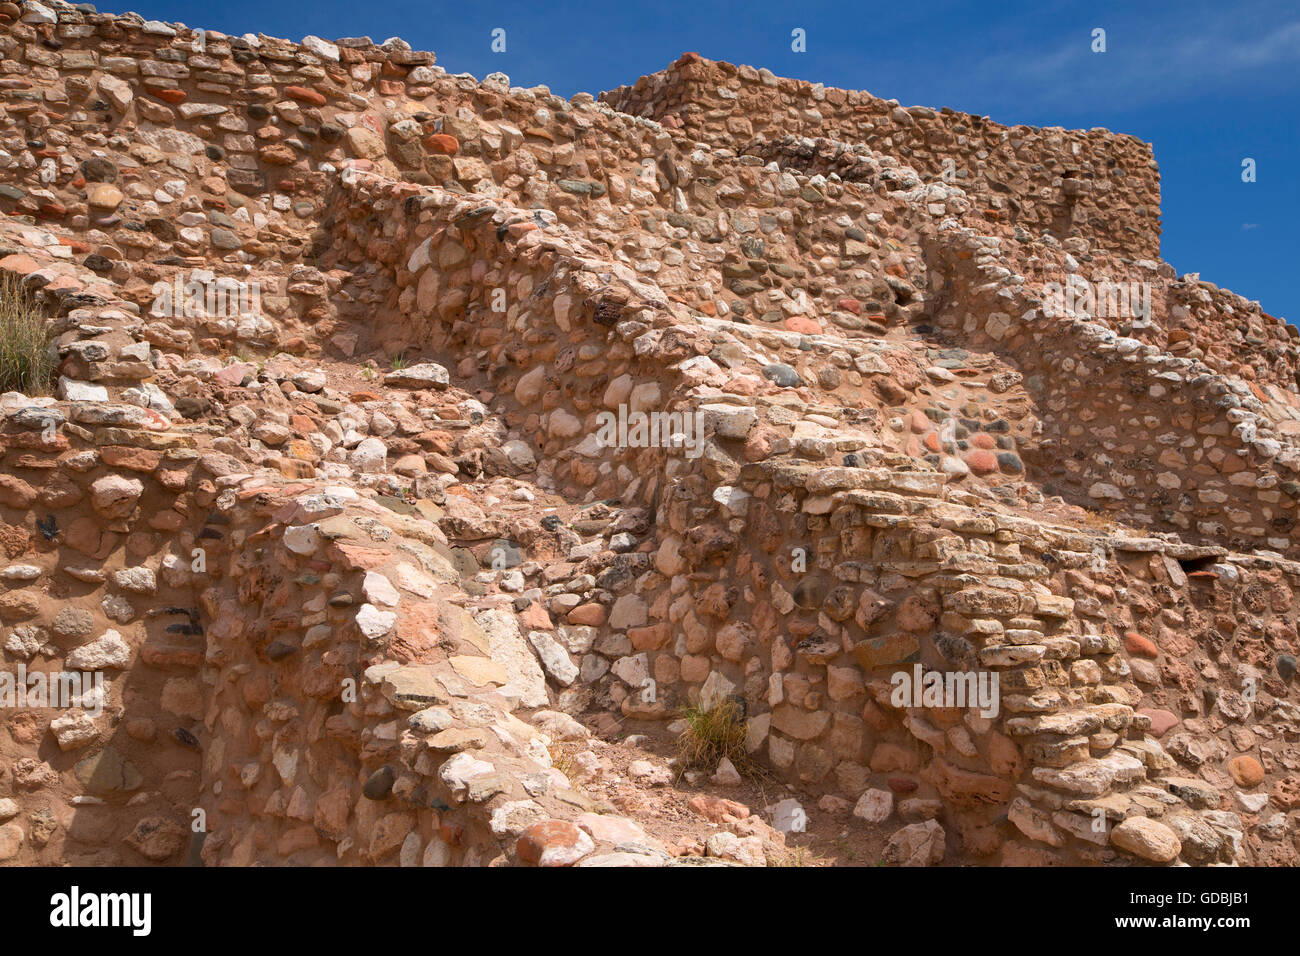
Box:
[107,0,1298,323]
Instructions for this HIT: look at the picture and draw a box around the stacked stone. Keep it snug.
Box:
[0,1,1295,869]
[0,230,784,864]
[600,53,1163,263]
[920,224,1300,557]
[308,163,1296,863]
[193,477,704,867]
[1163,279,1297,392]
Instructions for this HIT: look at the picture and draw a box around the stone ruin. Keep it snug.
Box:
[0,1,1296,868]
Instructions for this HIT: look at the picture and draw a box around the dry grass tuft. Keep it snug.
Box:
[0,274,54,395]
[548,740,582,779]
[767,843,832,867]
[675,698,769,784]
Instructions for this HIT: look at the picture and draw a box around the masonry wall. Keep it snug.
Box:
[921,225,1300,558]
[314,169,1298,865]
[1,1,1296,869]
[602,55,1163,262]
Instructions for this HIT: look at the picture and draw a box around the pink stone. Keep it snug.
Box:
[1140,708,1179,737]
[213,361,256,387]
[1124,631,1159,658]
[517,601,552,630]
[964,449,998,474]
[567,603,606,626]
[575,812,649,845]
[517,820,593,867]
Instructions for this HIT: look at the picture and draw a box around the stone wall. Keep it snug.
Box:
[922,225,1300,558]
[0,232,731,867]
[310,167,1299,864]
[0,1,1296,868]
[601,54,1163,262]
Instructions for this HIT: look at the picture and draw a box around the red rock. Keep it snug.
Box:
[988,733,1022,778]
[328,543,391,570]
[628,623,669,650]
[0,253,40,274]
[100,446,164,472]
[45,275,83,293]
[677,654,708,682]
[259,144,296,165]
[1124,631,1159,658]
[567,603,606,626]
[151,89,187,104]
[155,469,190,491]
[725,375,759,396]
[887,777,919,794]
[1139,708,1179,737]
[1228,755,1264,787]
[964,449,998,474]
[516,820,592,866]
[285,85,327,107]
[516,601,552,630]
[970,432,997,449]
[837,297,861,314]
[503,221,537,239]
[922,757,1012,805]
[434,816,460,848]
[11,432,68,452]
[686,794,750,823]
[423,133,460,155]
[140,645,204,669]
[312,787,354,841]
[784,315,821,335]
[212,361,256,386]
[0,475,36,508]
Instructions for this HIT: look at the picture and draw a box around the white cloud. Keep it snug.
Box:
[968,15,1300,109]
